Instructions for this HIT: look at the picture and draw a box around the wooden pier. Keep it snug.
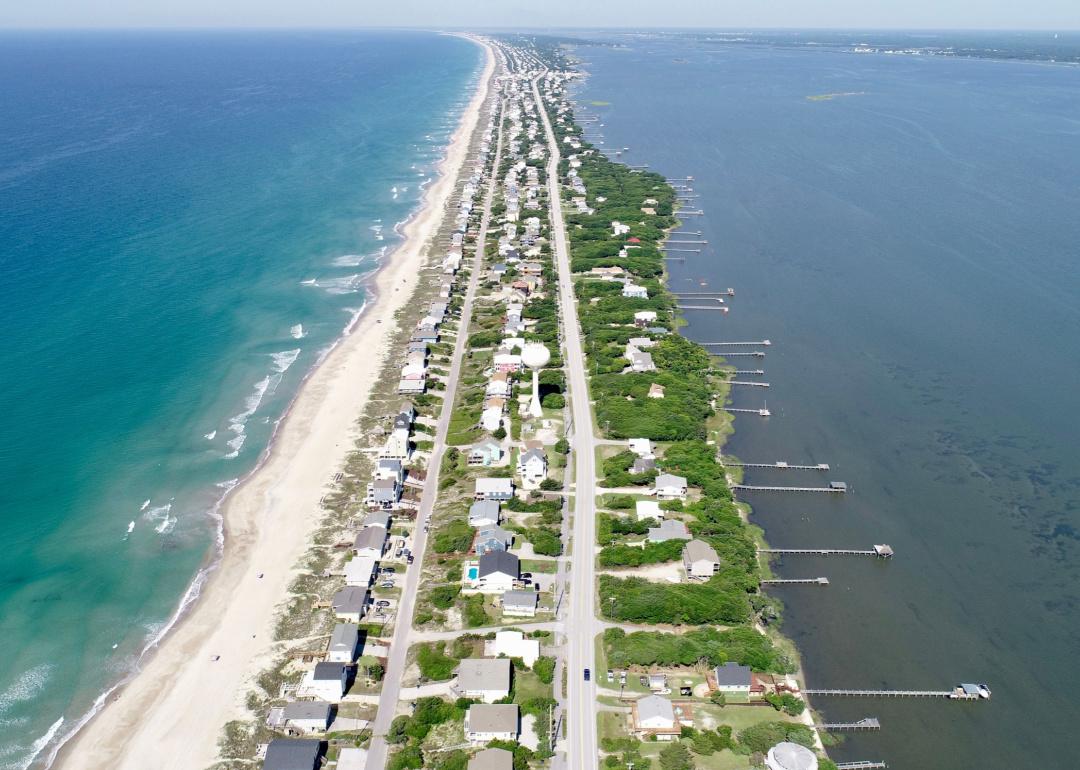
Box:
[819,717,881,732]
[666,239,708,244]
[733,369,765,375]
[727,380,770,388]
[734,482,848,493]
[678,305,729,311]
[702,339,771,347]
[677,210,705,216]
[661,247,702,253]
[836,762,887,770]
[759,545,894,558]
[762,577,829,585]
[728,407,771,416]
[719,351,767,358]
[724,461,829,470]
[804,685,989,700]
[670,230,701,236]
[672,290,735,296]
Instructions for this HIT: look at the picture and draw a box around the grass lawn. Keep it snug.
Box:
[598,711,629,745]
[514,668,554,703]
[521,559,559,574]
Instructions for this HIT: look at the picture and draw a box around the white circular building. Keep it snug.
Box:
[520,343,551,418]
[765,742,818,770]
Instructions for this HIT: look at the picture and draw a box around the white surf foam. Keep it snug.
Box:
[270,348,301,374]
[14,715,63,770]
[0,664,52,717]
[139,499,150,512]
[332,254,365,267]
[203,430,216,440]
[142,502,175,535]
[290,323,305,339]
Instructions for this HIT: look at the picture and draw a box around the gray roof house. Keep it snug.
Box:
[625,345,656,373]
[469,747,515,770]
[476,551,519,593]
[353,527,386,557]
[713,661,752,692]
[683,539,722,578]
[263,738,324,770]
[455,658,512,702]
[331,586,370,622]
[465,703,519,742]
[327,623,359,663]
[631,457,656,475]
[634,694,676,732]
[281,701,332,734]
[654,473,688,501]
[468,499,502,528]
[501,589,539,617]
[366,478,400,509]
[362,510,391,530]
[646,519,691,543]
[475,525,514,555]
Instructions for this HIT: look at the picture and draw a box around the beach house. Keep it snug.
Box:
[654,473,688,501]
[683,539,722,578]
[625,344,656,373]
[713,662,753,695]
[468,499,502,528]
[298,662,348,703]
[279,701,332,736]
[465,704,519,743]
[455,658,512,703]
[487,630,540,667]
[326,623,359,663]
[634,310,658,328]
[501,589,538,617]
[635,500,663,521]
[343,556,378,588]
[474,526,513,555]
[331,586,370,623]
[516,447,548,487]
[475,477,514,502]
[622,283,648,299]
[647,519,691,543]
[467,439,504,467]
[263,739,324,770]
[632,694,678,739]
[628,438,655,459]
[476,551,519,594]
[469,747,515,770]
[352,527,386,559]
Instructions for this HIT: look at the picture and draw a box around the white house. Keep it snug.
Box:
[683,539,721,578]
[628,438,655,459]
[611,220,631,236]
[501,589,539,617]
[635,500,663,521]
[487,630,540,668]
[298,662,348,703]
[516,448,548,487]
[465,704,519,743]
[634,310,658,327]
[331,586,370,623]
[280,701,332,735]
[455,658,512,703]
[480,405,503,433]
[353,527,386,559]
[633,694,676,736]
[344,556,378,588]
[625,344,656,373]
[622,283,648,299]
[475,477,514,501]
[476,551,519,594]
[326,623,359,663]
[713,662,752,695]
[654,473,688,501]
[492,352,523,373]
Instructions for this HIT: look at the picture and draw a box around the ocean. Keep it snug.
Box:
[569,31,1080,769]
[0,30,480,768]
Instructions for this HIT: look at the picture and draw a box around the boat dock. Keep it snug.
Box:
[702,339,771,346]
[728,407,771,416]
[670,230,701,235]
[666,239,708,244]
[679,305,729,311]
[836,762,888,770]
[819,718,881,731]
[734,481,848,493]
[762,577,829,585]
[677,210,705,216]
[661,247,702,253]
[718,351,767,358]
[727,380,770,388]
[724,461,829,470]
[804,684,990,700]
[733,369,765,375]
[673,291,735,297]
[759,545,894,558]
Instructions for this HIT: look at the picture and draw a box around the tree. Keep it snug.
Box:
[658,741,693,770]
[534,656,556,684]
[554,438,570,454]
[539,477,562,491]
[542,393,565,409]
[709,691,727,706]
[493,426,507,440]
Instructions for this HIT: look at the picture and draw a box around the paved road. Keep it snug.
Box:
[534,72,600,770]
[365,77,505,770]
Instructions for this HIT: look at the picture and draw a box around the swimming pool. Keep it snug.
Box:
[467,566,479,580]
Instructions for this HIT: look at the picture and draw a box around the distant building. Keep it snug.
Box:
[648,383,666,399]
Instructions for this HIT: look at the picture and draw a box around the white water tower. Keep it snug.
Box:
[521,342,551,418]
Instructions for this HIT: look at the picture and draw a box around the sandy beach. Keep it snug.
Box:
[53,35,494,770]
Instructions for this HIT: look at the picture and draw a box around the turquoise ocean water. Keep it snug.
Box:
[0,30,480,768]
[571,32,1080,769]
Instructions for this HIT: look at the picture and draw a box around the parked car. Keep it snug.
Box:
[376,600,390,607]
[407,555,415,564]
[382,567,396,574]
[584,668,590,681]
[520,572,533,580]
[380,581,395,589]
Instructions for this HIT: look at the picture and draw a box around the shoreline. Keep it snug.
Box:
[49,34,495,770]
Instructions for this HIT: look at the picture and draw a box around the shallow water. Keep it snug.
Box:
[0,30,480,767]
[573,33,1080,769]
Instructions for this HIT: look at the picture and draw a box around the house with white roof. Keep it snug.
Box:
[475,477,514,501]
[326,623,359,663]
[634,310,658,327]
[487,630,540,668]
[468,499,502,528]
[628,438,655,459]
[344,556,378,588]
[625,344,656,373]
[635,500,663,521]
[516,447,548,488]
[633,694,677,738]
[622,283,648,299]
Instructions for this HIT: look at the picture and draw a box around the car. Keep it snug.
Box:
[376,600,391,607]
[380,581,395,588]
[407,555,415,564]
[520,572,533,580]
[382,567,396,574]
[584,668,590,681]
[395,550,403,558]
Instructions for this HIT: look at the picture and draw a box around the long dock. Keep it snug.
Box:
[727,380,770,388]
[734,482,847,493]
[702,340,771,346]
[762,577,829,585]
[759,545,894,558]
[724,461,829,470]
[719,351,766,358]
[728,407,771,416]
[677,210,705,216]
[836,762,887,770]
[678,305,729,311]
[670,230,701,235]
[733,369,765,375]
[673,290,735,296]
[804,686,989,700]
[819,718,881,731]
[661,248,702,253]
